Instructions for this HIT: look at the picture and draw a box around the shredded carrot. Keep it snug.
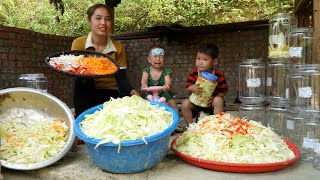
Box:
[76,57,117,75]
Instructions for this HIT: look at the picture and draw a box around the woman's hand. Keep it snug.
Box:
[130,89,140,96]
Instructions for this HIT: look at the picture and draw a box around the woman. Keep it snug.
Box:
[71,3,139,117]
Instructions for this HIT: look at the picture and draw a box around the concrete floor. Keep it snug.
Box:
[1,136,319,180]
[1,111,320,180]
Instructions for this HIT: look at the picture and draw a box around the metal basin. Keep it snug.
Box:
[0,87,75,170]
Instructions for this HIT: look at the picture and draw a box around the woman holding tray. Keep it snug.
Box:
[71,3,140,117]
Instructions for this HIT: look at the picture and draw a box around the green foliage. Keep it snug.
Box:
[115,0,294,33]
[0,0,294,37]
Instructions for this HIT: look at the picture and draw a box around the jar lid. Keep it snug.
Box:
[201,72,217,81]
[290,27,313,34]
[271,13,290,20]
[18,74,46,80]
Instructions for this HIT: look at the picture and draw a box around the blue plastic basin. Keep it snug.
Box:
[74,101,179,173]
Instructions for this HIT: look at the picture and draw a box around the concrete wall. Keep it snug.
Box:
[0,21,269,108]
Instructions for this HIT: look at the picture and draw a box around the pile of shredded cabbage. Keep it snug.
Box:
[80,95,173,148]
[0,118,68,164]
[49,54,84,71]
[173,113,295,163]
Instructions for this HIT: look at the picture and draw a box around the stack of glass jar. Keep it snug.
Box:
[238,58,266,125]
[266,13,320,169]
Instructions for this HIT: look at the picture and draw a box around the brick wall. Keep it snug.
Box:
[0,25,74,106]
[0,20,269,108]
[116,20,269,103]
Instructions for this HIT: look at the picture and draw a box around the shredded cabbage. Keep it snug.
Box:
[80,95,173,148]
[173,113,295,163]
[49,54,84,71]
[0,118,68,164]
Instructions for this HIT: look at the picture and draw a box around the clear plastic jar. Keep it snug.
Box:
[268,13,293,58]
[17,74,48,93]
[239,105,266,126]
[266,106,287,136]
[266,60,288,107]
[189,72,218,107]
[289,27,313,64]
[239,59,265,105]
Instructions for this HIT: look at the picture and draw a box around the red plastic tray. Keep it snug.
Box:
[171,136,300,173]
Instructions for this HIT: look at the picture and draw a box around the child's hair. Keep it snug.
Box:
[197,43,219,59]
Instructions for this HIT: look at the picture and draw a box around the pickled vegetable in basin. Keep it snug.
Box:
[74,100,179,173]
[0,88,75,170]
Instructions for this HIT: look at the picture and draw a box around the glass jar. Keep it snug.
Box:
[189,71,218,107]
[268,13,292,58]
[17,73,48,93]
[266,60,288,107]
[282,107,304,147]
[283,107,319,162]
[266,106,287,136]
[313,115,320,169]
[239,59,265,105]
[287,64,320,112]
[289,27,313,64]
[239,105,266,126]
[297,111,319,163]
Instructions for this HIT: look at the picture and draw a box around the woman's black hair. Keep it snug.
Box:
[87,4,113,20]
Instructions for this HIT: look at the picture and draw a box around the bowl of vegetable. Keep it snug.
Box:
[0,87,75,170]
[74,96,179,173]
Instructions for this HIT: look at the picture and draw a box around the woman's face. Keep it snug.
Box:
[88,7,112,37]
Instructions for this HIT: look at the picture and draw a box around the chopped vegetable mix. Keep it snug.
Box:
[80,96,173,149]
[49,54,117,75]
[173,113,295,163]
[0,118,68,164]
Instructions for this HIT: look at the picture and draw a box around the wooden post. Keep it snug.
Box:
[314,0,320,63]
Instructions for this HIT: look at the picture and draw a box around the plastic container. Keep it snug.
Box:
[266,106,287,136]
[266,60,288,107]
[189,72,218,107]
[239,105,266,126]
[17,73,48,93]
[74,101,179,173]
[239,59,265,105]
[287,64,320,112]
[268,13,293,58]
[289,27,313,64]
